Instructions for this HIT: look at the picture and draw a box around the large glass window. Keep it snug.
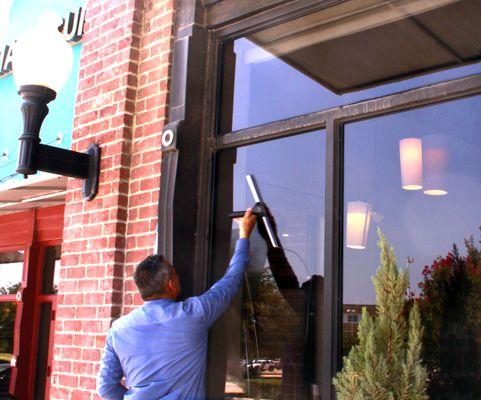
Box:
[343,94,481,399]
[0,251,22,291]
[0,250,22,397]
[34,244,61,399]
[220,0,481,133]
[41,245,61,295]
[0,301,16,397]
[209,131,326,399]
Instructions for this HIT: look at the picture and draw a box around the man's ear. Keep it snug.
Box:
[167,279,175,293]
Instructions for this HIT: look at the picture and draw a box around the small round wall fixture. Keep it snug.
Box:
[162,129,175,147]
[12,11,100,200]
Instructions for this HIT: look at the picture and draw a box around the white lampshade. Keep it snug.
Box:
[346,201,371,250]
[423,145,448,196]
[12,12,73,93]
[399,138,423,190]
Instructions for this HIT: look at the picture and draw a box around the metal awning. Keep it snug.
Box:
[0,173,67,215]
[250,0,481,94]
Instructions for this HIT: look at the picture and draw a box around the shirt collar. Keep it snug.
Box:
[143,298,177,306]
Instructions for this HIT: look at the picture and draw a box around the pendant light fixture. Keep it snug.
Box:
[399,138,423,191]
[346,201,372,249]
[423,135,448,196]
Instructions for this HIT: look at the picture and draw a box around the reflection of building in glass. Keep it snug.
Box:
[224,257,323,399]
[342,304,376,352]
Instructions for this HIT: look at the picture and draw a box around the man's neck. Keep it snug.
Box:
[144,294,176,301]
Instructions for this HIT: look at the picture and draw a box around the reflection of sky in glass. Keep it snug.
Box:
[233,131,326,283]
[231,38,481,131]
[344,95,481,305]
[0,262,22,289]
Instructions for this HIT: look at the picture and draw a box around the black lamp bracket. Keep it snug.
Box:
[16,85,100,201]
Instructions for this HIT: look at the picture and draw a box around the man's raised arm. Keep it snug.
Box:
[192,209,257,325]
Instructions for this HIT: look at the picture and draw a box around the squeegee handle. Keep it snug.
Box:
[228,210,263,218]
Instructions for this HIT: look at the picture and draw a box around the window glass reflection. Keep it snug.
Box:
[343,94,481,398]
[221,0,481,133]
[0,251,23,294]
[41,246,61,295]
[0,301,16,396]
[34,303,53,399]
[210,131,325,399]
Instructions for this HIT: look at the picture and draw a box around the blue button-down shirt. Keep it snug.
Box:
[97,238,249,400]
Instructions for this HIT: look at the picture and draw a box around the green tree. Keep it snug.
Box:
[417,233,481,399]
[333,231,428,400]
[0,283,19,355]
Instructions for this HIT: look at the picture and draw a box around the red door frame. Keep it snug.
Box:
[0,205,64,400]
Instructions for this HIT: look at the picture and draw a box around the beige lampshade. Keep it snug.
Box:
[399,138,423,190]
[346,201,371,250]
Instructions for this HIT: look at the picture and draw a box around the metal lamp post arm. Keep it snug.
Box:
[16,84,100,200]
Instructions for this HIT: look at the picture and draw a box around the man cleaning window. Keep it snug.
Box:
[97,209,257,399]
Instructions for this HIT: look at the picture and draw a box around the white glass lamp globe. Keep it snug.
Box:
[12,12,73,94]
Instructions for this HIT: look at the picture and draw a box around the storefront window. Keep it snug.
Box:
[41,245,61,295]
[0,301,16,396]
[209,131,325,399]
[34,302,53,399]
[220,0,481,133]
[343,94,481,398]
[0,251,22,396]
[0,251,23,293]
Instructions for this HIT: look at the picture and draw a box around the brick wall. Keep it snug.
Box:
[50,0,174,398]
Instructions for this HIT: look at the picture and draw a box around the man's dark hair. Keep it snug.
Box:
[133,254,175,300]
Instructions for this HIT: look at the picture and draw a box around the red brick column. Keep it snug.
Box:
[50,0,173,398]
[123,0,174,313]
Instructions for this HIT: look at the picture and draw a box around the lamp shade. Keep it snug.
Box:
[12,12,73,93]
[399,138,423,190]
[423,135,449,195]
[346,201,371,250]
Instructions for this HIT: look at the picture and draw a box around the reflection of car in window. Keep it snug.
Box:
[241,358,281,378]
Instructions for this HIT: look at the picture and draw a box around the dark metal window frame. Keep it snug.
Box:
[162,1,481,398]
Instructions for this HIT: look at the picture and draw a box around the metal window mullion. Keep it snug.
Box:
[321,116,343,400]
[215,73,481,151]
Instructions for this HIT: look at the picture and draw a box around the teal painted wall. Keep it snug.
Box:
[0,0,84,184]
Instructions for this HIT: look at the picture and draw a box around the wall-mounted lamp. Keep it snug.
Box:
[346,201,371,250]
[399,138,423,191]
[12,12,100,200]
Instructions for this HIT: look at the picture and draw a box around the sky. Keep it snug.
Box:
[0,0,13,44]
[0,262,22,289]
[0,258,60,291]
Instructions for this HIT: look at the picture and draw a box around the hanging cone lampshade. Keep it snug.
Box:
[346,201,372,249]
[399,138,423,190]
[423,135,449,196]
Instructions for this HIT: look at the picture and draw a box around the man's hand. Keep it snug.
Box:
[236,208,257,239]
